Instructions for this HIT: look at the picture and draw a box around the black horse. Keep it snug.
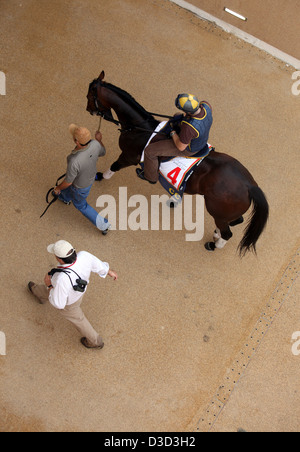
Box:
[87,71,269,255]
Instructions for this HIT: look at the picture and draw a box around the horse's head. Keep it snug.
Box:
[87,70,158,129]
[86,78,99,116]
[86,71,114,120]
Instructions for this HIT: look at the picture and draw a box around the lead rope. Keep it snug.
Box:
[97,116,102,132]
[40,173,66,219]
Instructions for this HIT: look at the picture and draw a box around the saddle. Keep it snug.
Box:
[157,145,212,201]
[140,121,212,201]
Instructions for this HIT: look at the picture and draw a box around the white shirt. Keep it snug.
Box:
[49,251,109,310]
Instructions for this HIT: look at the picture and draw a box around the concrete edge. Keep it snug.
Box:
[168,0,300,70]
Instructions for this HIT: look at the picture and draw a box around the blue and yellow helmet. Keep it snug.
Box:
[175,93,200,114]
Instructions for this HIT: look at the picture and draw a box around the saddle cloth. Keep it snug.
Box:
[141,121,212,201]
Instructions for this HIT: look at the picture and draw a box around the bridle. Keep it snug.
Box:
[90,81,120,127]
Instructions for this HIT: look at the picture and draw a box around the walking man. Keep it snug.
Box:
[28,240,118,349]
[54,124,111,234]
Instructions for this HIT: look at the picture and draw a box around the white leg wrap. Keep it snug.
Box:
[215,237,228,249]
[103,169,116,180]
[214,228,221,241]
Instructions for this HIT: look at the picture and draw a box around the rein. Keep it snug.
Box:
[147,112,173,119]
[96,109,172,135]
[40,174,66,219]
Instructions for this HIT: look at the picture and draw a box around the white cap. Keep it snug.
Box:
[47,240,75,259]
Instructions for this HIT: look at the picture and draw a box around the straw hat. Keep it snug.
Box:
[69,123,91,145]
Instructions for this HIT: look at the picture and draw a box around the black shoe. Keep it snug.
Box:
[136,168,157,184]
[102,225,111,236]
[57,196,71,206]
[27,282,44,304]
[95,172,104,182]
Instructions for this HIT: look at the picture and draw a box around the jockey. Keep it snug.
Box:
[137,94,213,184]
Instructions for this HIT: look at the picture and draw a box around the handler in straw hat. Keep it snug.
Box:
[28,240,118,349]
[53,124,111,234]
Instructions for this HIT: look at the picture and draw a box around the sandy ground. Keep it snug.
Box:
[0,0,299,432]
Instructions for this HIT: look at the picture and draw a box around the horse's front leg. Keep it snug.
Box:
[102,153,128,180]
[102,132,146,180]
[103,152,139,180]
[103,165,117,180]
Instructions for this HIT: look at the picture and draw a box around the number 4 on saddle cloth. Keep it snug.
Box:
[140,121,213,202]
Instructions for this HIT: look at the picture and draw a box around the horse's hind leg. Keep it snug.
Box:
[207,217,244,249]
[205,221,233,252]
[212,217,243,240]
[230,216,244,227]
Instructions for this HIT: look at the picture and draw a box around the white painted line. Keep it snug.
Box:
[224,7,247,21]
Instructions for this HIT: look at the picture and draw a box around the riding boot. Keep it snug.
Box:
[136,168,157,184]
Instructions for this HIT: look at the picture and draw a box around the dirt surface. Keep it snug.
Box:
[0,0,299,432]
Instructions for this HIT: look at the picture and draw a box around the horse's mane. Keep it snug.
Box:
[100,80,154,120]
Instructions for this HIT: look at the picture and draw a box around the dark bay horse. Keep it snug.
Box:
[86,71,269,255]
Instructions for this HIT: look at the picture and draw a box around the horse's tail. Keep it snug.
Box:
[238,186,269,257]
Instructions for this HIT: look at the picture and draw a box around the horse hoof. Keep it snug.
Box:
[205,242,216,251]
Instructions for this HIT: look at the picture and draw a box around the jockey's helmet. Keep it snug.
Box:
[175,94,200,114]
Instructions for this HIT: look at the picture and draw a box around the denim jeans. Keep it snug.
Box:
[59,185,110,231]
